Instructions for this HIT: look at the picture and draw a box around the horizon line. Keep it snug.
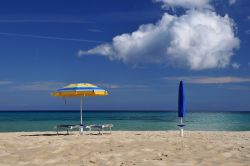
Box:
[0,110,249,112]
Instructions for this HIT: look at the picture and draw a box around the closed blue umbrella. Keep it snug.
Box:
[178,80,186,137]
[178,80,186,118]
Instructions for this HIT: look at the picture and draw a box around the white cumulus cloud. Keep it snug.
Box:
[79,2,239,70]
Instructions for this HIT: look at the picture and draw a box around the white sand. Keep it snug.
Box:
[0,131,249,166]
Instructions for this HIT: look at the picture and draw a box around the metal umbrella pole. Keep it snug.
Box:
[80,96,83,133]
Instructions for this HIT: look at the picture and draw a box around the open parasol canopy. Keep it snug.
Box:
[51,83,108,132]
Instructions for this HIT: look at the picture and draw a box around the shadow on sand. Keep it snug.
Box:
[20,133,71,137]
[20,132,112,137]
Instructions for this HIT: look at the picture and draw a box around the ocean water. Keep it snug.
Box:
[0,111,249,132]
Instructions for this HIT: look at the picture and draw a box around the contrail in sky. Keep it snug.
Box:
[0,32,104,43]
[0,19,91,23]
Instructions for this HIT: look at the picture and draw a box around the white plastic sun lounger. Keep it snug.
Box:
[86,124,113,134]
[55,124,83,135]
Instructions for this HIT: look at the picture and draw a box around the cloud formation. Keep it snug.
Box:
[245,30,250,35]
[163,76,250,84]
[229,0,237,5]
[154,0,212,9]
[99,83,148,89]
[0,81,12,86]
[0,32,104,43]
[14,82,65,91]
[79,1,239,70]
[232,62,240,69]
[0,19,89,23]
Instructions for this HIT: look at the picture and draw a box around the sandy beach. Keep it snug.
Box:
[0,131,249,166]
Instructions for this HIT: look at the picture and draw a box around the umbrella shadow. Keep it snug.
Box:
[20,133,71,137]
[85,132,112,136]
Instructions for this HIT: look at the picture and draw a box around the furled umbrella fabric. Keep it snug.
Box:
[178,80,186,137]
[51,83,108,132]
[178,81,186,118]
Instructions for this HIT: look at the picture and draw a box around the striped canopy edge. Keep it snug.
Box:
[64,83,97,88]
[51,83,108,97]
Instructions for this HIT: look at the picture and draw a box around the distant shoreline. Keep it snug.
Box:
[1,130,250,133]
[0,110,250,112]
[1,111,250,132]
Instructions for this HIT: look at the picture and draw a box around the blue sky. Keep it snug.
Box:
[0,0,249,111]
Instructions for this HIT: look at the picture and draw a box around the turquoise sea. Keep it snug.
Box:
[0,111,250,132]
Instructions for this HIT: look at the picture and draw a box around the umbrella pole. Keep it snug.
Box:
[180,117,184,137]
[80,96,83,133]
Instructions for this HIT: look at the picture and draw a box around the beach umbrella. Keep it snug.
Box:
[51,83,108,133]
[178,80,186,137]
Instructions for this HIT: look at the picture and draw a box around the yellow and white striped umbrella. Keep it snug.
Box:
[51,83,108,97]
[51,83,108,132]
